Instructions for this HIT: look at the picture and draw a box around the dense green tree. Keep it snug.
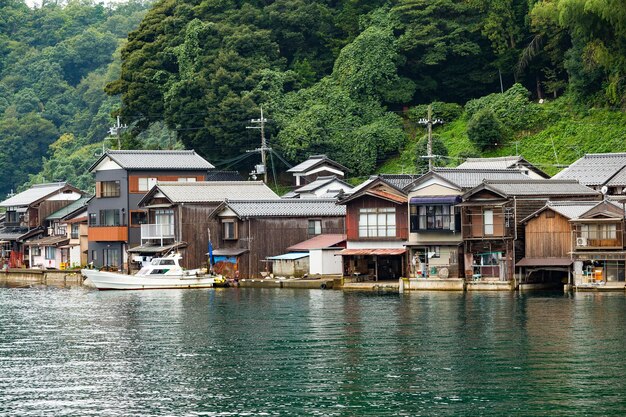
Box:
[467,108,505,151]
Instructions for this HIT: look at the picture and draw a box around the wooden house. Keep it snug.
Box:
[136,181,279,270]
[336,176,410,281]
[520,200,626,288]
[403,169,529,280]
[0,182,84,268]
[461,180,600,284]
[208,199,345,278]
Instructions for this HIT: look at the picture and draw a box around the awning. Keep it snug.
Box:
[410,196,461,205]
[128,241,187,253]
[210,248,249,256]
[516,258,573,267]
[336,248,406,256]
[141,203,173,209]
[287,234,346,251]
[267,252,309,260]
[405,242,462,247]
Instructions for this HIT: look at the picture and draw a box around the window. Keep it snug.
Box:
[411,205,455,231]
[103,249,119,268]
[71,224,80,239]
[5,208,18,224]
[99,181,120,198]
[91,250,97,262]
[222,220,237,240]
[31,247,41,257]
[177,177,197,182]
[138,177,157,192]
[130,211,148,227]
[358,207,396,237]
[154,209,174,225]
[483,209,494,235]
[99,209,120,226]
[428,246,440,259]
[308,219,322,235]
[45,246,56,260]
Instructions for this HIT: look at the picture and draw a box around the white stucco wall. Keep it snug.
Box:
[309,249,343,275]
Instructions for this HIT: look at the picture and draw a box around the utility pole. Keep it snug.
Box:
[109,116,127,150]
[246,107,270,183]
[418,104,443,171]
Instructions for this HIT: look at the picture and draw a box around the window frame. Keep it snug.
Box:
[130,210,148,227]
[222,219,237,240]
[45,246,56,260]
[99,209,120,226]
[99,181,121,198]
[308,219,322,236]
[358,207,397,238]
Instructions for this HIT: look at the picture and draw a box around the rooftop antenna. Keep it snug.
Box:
[109,116,128,150]
[418,104,443,171]
[246,106,271,183]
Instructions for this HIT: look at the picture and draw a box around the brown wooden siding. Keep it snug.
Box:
[178,204,220,269]
[88,226,128,241]
[525,210,572,258]
[128,175,204,193]
[345,195,408,241]
[35,201,75,229]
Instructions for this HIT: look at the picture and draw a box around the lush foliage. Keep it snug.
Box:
[0,0,152,197]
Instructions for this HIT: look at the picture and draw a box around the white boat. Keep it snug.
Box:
[81,253,216,290]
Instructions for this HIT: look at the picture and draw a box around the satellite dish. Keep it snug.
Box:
[601,186,608,195]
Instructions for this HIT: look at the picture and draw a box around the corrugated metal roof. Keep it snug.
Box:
[484,180,599,196]
[516,258,573,267]
[96,150,214,171]
[225,199,346,218]
[457,156,523,170]
[153,181,279,203]
[287,234,346,251]
[433,169,530,189]
[24,235,69,246]
[287,155,348,173]
[0,183,68,207]
[45,196,91,221]
[267,252,309,260]
[553,153,626,186]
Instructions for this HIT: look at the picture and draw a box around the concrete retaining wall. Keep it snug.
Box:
[406,278,465,291]
[0,269,84,286]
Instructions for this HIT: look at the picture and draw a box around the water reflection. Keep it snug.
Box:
[1,288,626,415]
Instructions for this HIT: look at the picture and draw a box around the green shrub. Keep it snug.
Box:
[408,102,463,124]
[467,108,505,151]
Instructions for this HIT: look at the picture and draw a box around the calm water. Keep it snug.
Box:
[0,285,625,416]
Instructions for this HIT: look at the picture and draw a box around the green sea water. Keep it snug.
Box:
[0,286,625,416]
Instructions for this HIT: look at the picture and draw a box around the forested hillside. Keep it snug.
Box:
[1,0,626,196]
[0,0,152,197]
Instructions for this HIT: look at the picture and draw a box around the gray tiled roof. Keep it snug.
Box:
[484,180,599,196]
[153,182,279,203]
[45,196,91,220]
[294,176,352,193]
[544,201,601,220]
[434,169,530,189]
[0,183,68,207]
[224,199,346,218]
[379,174,421,190]
[456,156,523,170]
[605,165,626,187]
[94,150,214,171]
[553,153,626,186]
[287,155,348,173]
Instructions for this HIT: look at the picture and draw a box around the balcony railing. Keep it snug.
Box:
[140,223,175,245]
[575,230,623,249]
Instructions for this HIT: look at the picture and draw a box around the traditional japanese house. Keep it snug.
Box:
[26,196,90,269]
[520,200,626,289]
[287,154,349,186]
[86,150,214,270]
[0,182,84,268]
[553,152,626,195]
[336,176,410,281]
[136,181,279,270]
[456,156,550,179]
[208,199,345,278]
[403,169,529,281]
[461,179,600,286]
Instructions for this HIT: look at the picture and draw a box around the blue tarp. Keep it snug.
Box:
[410,196,461,205]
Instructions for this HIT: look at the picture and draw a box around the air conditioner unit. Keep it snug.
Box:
[576,237,588,247]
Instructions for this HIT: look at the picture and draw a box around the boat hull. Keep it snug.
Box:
[81,269,215,290]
